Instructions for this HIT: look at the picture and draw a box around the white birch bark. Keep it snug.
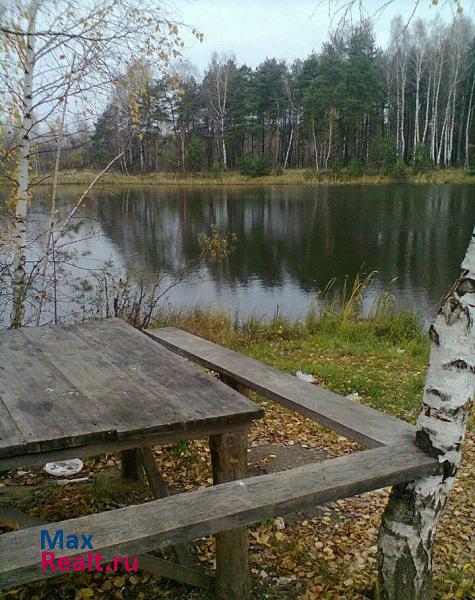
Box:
[430,53,444,164]
[377,228,475,600]
[422,72,431,146]
[413,48,424,155]
[283,79,293,170]
[325,112,333,171]
[283,127,293,170]
[464,75,475,169]
[437,51,460,166]
[10,0,41,328]
[207,59,229,170]
[312,119,319,170]
[399,48,407,158]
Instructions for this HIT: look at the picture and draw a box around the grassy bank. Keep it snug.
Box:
[153,306,428,421]
[39,167,475,187]
[1,308,473,600]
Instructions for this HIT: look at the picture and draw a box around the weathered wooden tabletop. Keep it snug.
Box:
[0,319,264,461]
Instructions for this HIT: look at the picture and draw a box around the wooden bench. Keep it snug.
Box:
[0,444,438,591]
[145,327,415,448]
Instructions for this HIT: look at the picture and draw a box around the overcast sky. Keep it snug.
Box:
[173,0,475,75]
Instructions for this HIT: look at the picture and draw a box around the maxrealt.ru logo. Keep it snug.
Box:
[40,530,138,573]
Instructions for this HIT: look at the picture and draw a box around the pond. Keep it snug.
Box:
[21,183,475,324]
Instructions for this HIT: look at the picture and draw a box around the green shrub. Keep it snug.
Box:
[209,160,224,179]
[348,158,365,178]
[272,165,284,176]
[390,159,409,182]
[412,144,432,174]
[239,155,270,177]
[369,135,397,175]
[186,135,205,172]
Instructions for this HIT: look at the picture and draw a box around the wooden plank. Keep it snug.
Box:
[146,327,416,448]
[0,328,106,457]
[0,503,213,592]
[0,422,251,471]
[0,320,264,459]
[210,429,250,600]
[0,444,439,589]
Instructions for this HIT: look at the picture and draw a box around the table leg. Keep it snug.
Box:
[120,448,143,483]
[210,428,250,600]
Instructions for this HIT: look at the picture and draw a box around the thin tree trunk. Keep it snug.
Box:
[10,0,40,328]
[400,55,407,158]
[465,75,475,168]
[431,54,444,164]
[180,123,186,172]
[422,72,431,146]
[35,52,76,326]
[377,228,475,600]
[447,85,456,166]
[325,115,333,170]
[413,54,422,157]
[283,126,293,170]
[312,119,319,170]
[221,123,227,170]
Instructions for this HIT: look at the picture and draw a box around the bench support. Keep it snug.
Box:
[138,446,193,567]
[210,428,250,600]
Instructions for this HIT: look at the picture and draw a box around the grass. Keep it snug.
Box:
[29,166,475,187]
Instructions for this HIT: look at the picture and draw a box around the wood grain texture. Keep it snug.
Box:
[146,327,416,448]
[0,422,251,471]
[0,444,439,589]
[0,319,264,459]
[0,500,212,591]
[210,430,250,600]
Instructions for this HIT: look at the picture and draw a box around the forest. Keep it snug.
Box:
[35,15,475,176]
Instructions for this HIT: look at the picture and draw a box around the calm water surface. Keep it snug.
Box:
[29,183,475,323]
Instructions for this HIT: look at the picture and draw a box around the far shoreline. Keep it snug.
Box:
[23,167,475,188]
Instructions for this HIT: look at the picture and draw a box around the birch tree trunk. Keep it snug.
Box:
[377,228,475,600]
[465,75,475,169]
[430,55,443,164]
[312,119,319,170]
[284,122,293,170]
[422,72,431,146]
[10,0,40,329]
[399,50,407,158]
[413,53,422,155]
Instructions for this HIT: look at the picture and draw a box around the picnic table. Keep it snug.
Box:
[0,318,440,599]
[0,318,264,597]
